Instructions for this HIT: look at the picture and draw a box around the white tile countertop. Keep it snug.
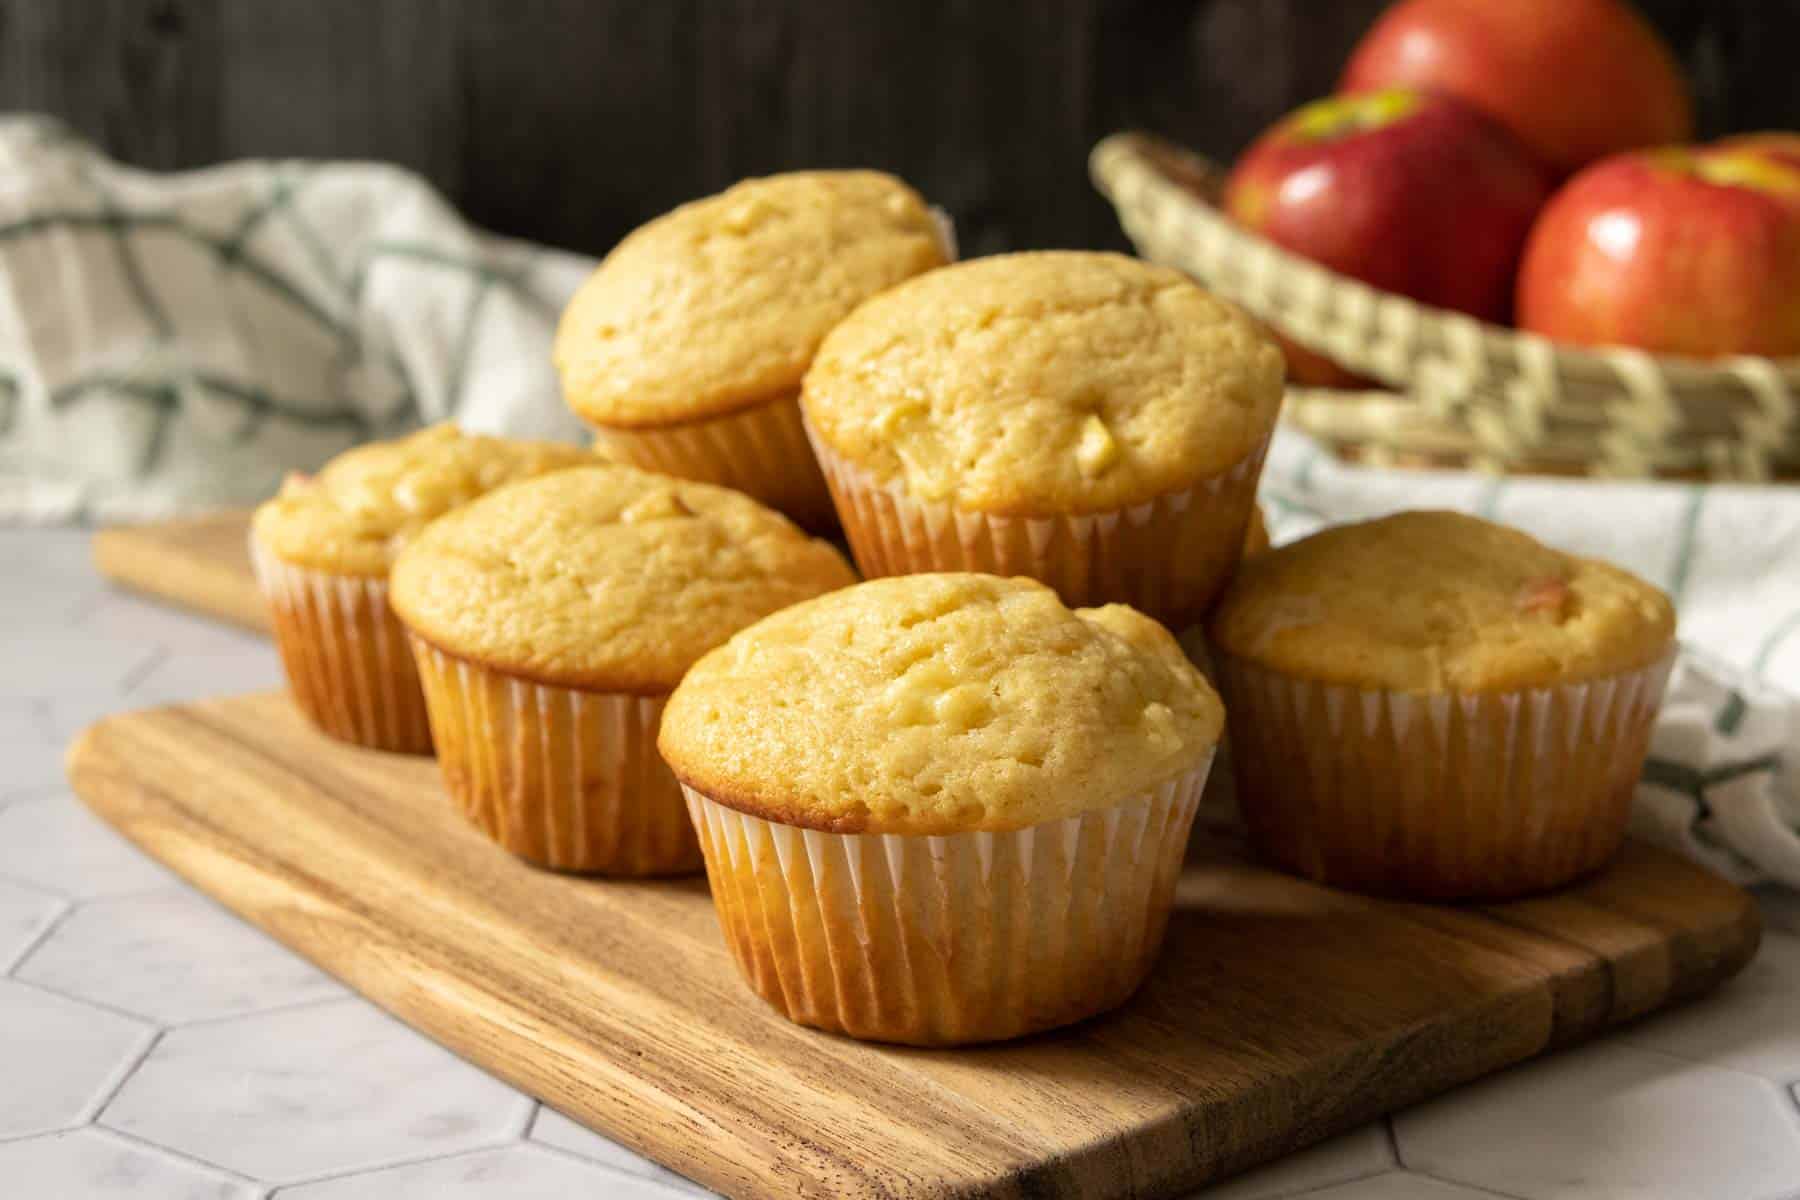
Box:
[5,526,1800,1200]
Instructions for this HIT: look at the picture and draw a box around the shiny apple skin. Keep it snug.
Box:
[1277,334,1371,389]
[1717,133,1800,170]
[1225,90,1549,323]
[1516,148,1800,359]
[1340,0,1693,175]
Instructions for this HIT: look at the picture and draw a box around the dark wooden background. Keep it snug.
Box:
[2,0,1795,258]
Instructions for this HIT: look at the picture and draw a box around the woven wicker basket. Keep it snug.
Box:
[1091,132,1800,481]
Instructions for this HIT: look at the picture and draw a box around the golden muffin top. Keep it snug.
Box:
[659,573,1223,834]
[251,425,593,577]
[1209,511,1677,693]
[801,251,1285,516]
[389,465,855,693]
[555,171,948,430]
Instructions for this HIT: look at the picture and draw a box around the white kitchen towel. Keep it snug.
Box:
[0,118,1795,886]
[0,115,589,522]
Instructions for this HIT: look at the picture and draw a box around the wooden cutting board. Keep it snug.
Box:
[92,510,268,632]
[69,692,1759,1200]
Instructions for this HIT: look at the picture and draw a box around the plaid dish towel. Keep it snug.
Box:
[1,118,1796,888]
[0,116,588,521]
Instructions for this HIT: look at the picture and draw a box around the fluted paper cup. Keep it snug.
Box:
[250,536,432,754]
[589,391,835,531]
[410,638,700,876]
[808,427,1269,631]
[1213,650,1676,900]
[683,759,1211,1045]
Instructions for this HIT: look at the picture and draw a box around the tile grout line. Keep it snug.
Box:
[1607,1038,1798,1087]
[96,1114,264,1185]
[522,1135,705,1196]
[258,1127,549,1193]
[170,990,357,1030]
[0,783,87,815]
[1403,1165,1533,1200]
[118,643,172,697]
[1385,1115,1532,1200]
[0,871,186,909]
[82,1024,163,1126]
[76,881,192,905]
[1381,1116,1402,1169]
[1264,1167,1404,1200]
[1776,1073,1800,1140]
[62,585,115,629]
[0,894,74,975]
[26,696,56,744]
[510,1098,543,1141]
[0,1126,90,1147]
[267,1136,702,1198]
[93,1122,271,1195]
[4,972,163,1029]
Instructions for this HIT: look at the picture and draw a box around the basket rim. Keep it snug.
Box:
[1090,130,1800,389]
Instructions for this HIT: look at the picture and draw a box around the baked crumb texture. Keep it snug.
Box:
[556,170,948,429]
[1210,510,1676,693]
[802,250,1285,516]
[251,424,594,577]
[660,573,1223,835]
[390,464,855,693]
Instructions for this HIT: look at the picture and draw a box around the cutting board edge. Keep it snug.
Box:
[65,714,793,1199]
[62,702,1766,1200]
[91,511,270,633]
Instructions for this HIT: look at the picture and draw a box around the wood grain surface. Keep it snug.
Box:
[92,510,267,632]
[69,692,1760,1200]
[1,0,1790,258]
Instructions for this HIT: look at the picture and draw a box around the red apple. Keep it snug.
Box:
[1224,89,1549,323]
[1516,143,1800,358]
[1716,132,1800,170]
[1277,335,1370,389]
[1341,0,1693,175]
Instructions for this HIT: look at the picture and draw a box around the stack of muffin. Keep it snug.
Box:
[251,170,1677,1047]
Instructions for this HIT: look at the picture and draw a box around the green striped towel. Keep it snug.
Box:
[0,116,587,521]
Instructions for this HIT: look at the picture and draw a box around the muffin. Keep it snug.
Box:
[1243,504,1272,558]
[801,251,1285,631]
[250,425,592,753]
[554,171,950,530]
[389,465,854,875]
[1209,511,1677,900]
[1180,504,1275,667]
[659,573,1223,1044]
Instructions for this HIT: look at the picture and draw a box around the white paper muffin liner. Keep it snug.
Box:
[928,204,959,263]
[589,391,835,531]
[250,535,432,754]
[409,638,700,875]
[1213,649,1676,899]
[682,757,1211,1045]
[807,424,1269,630]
